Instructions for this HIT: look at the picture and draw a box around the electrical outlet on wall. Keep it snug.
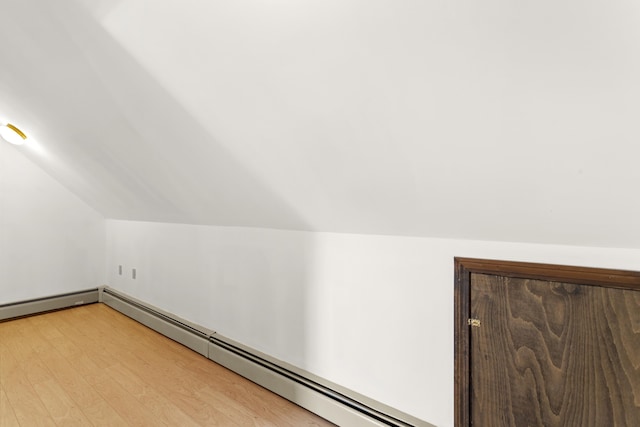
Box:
[132,268,137,279]
[118,265,122,275]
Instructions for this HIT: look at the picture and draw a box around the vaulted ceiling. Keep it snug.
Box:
[2,0,639,247]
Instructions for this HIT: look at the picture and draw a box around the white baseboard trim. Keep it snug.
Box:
[0,289,99,321]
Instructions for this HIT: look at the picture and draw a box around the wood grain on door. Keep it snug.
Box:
[470,273,640,427]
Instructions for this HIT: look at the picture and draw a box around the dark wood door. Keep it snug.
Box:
[455,259,640,427]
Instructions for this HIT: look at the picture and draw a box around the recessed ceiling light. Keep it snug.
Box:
[0,123,27,145]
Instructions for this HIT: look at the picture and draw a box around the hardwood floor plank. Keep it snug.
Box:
[88,370,169,426]
[5,323,53,387]
[0,387,20,427]
[1,351,56,427]
[32,343,104,409]
[105,363,201,427]
[33,379,92,426]
[81,399,129,427]
[0,304,334,427]
[0,336,19,388]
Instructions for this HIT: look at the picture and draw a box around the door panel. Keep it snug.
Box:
[470,273,640,426]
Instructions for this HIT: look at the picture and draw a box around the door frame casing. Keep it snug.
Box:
[454,257,640,427]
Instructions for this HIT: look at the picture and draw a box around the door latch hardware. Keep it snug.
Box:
[468,318,481,327]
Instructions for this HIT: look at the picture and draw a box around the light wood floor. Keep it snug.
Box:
[0,304,335,426]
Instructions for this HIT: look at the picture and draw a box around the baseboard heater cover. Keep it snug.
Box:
[208,336,423,427]
[208,338,391,427]
[101,288,210,357]
[0,288,99,321]
[100,287,433,427]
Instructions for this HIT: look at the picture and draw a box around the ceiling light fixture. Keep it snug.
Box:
[0,123,27,145]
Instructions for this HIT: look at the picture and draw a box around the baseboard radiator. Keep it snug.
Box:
[100,288,433,427]
[0,288,99,321]
[2,287,433,427]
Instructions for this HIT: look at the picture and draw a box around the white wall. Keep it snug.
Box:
[106,219,640,427]
[0,142,105,304]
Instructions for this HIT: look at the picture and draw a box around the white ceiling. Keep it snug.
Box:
[2,0,640,247]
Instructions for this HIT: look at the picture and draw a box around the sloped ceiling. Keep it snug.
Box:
[2,0,639,247]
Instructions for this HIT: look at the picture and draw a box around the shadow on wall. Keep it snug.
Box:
[2,0,310,230]
[106,222,318,392]
[0,0,321,412]
[18,0,326,402]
